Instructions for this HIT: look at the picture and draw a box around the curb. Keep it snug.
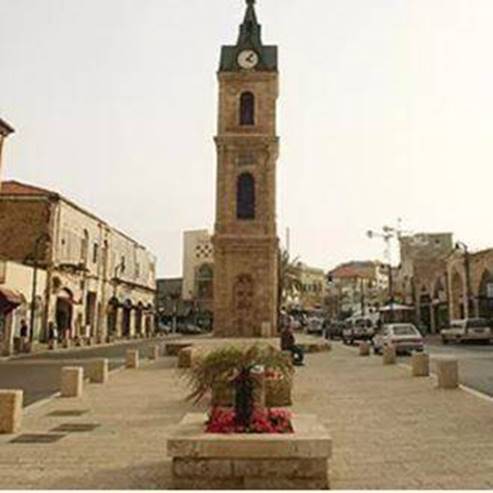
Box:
[4,336,170,362]
[22,358,151,413]
[335,341,493,405]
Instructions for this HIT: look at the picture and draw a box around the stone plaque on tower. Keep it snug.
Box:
[212,0,279,338]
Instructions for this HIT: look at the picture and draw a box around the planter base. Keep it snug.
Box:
[167,413,332,490]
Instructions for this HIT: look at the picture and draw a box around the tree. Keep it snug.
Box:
[278,249,303,310]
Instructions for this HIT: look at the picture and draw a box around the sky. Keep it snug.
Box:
[2,0,493,277]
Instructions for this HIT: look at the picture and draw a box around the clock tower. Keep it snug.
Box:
[212,0,279,338]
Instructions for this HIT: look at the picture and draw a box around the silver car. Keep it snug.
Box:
[373,323,424,355]
[441,318,492,344]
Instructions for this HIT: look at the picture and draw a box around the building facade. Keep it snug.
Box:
[0,118,14,190]
[0,181,156,344]
[212,0,280,337]
[397,233,453,332]
[0,260,47,355]
[327,261,389,318]
[447,248,493,322]
[286,263,327,311]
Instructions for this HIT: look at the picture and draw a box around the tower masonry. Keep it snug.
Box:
[212,0,279,337]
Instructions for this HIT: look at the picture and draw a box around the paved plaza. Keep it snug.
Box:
[1,342,493,489]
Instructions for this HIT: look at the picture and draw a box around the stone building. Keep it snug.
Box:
[212,0,279,337]
[447,248,493,321]
[0,260,46,355]
[0,118,15,190]
[0,180,156,343]
[182,230,213,314]
[397,233,453,332]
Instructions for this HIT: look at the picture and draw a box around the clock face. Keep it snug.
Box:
[237,50,259,70]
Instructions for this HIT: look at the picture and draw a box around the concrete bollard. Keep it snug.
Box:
[436,358,459,389]
[61,367,84,398]
[359,341,370,356]
[0,390,23,434]
[382,345,396,365]
[149,344,160,360]
[177,347,197,369]
[412,352,430,377]
[126,349,139,369]
[88,359,108,384]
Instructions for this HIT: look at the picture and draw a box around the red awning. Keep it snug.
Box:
[0,287,25,314]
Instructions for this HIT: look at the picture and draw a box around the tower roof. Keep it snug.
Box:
[219,0,278,72]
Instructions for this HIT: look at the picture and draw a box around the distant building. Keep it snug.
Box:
[0,180,156,349]
[328,261,389,317]
[289,263,327,311]
[0,118,15,191]
[182,230,213,315]
[156,277,188,321]
[397,233,453,332]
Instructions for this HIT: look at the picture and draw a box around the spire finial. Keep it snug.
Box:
[246,0,255,5]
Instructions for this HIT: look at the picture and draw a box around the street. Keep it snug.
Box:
[421,336,493,398]
[0,338,168,407]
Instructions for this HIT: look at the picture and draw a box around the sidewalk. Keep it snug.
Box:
[0,343,492,489]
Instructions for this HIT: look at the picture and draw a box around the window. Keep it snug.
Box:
[93,243,99,264]
[236,173,255,220]
[239,92,255,126]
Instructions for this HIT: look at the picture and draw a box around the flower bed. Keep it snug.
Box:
[206,406,293,434]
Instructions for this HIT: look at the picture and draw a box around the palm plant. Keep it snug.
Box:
[183,344,294,428]
[278,248,303,307]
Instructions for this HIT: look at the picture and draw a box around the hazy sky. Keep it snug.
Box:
[2,0,493,277]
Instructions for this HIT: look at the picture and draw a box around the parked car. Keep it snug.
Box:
[157,322,172,335]
[342,317,375,344]
[440,318,492,344]
[327,321,345,340]
[179,324,203,335]
[372,323,424,355]
[306,317,324,336]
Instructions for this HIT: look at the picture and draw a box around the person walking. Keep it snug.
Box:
[19,319,29,353]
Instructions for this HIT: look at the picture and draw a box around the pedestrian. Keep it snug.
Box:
[280,324,304,366]
[48,322,58,349]
[19,319,29,353]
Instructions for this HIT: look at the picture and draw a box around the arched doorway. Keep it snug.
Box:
[135,302,143,336]
[433,277,449,330]
[107,297,119,337]
[451,270,465,320]
[56,289,74,339]
[122,300,132,338]
[418,286,432,334]
[234,274,255,337]
[477,270,493,318]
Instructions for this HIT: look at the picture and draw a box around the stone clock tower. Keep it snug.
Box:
[212,0,279,338]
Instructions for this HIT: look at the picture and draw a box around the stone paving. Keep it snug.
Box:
[0,342,492,489]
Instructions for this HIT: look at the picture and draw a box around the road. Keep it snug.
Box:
[419,336,493,397]
[0,338,171,407]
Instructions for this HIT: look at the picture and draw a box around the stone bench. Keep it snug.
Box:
[412,352,430,377]
[87,359,109,384]
[126,350,139,369]
[61,367,83,398]
[167,413,332,490]
[0,390,23,434]
[435,358,459,389]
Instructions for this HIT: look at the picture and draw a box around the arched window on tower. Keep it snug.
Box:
[239,92,255,126]
[237,173,255,220]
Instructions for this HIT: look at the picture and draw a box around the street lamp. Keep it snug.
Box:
[367,227,396,322]
[29,233,50,342]
[455,241,473,317]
